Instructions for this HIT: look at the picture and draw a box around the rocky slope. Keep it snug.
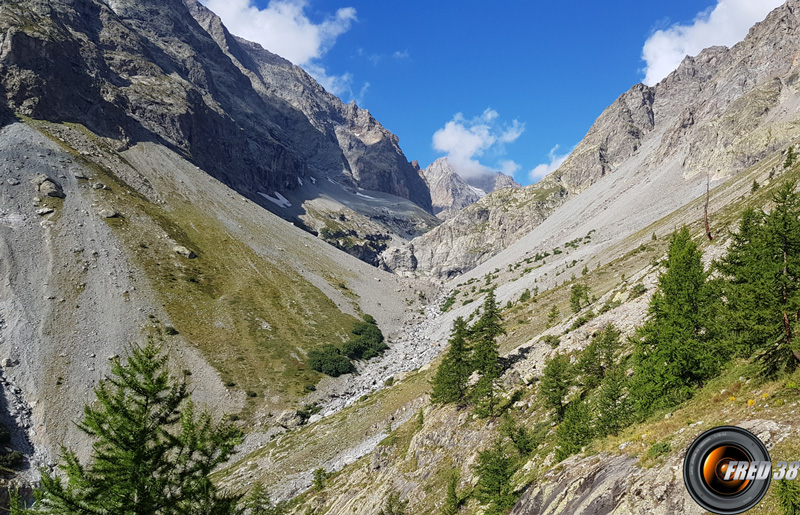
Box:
[383,0,800,278]
[424,157,520,219]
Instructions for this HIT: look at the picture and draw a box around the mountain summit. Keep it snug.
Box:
[423,157,520,219]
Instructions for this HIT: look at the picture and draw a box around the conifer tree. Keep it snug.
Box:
[473,439,518,515]
[555,400,593,462]
[431,317,473,406]
[471,289,505,417]
[630,227,722,416]
[378,492,408,515]
[546,304,560,328]
[441,472,461,515]
[570,284,591,313]
[759,181,800,374]
[34,339,242,514]
[576,323,620,390]
[716,182,800,375]
[540,353,572,422]
[714,207,771,356]
[776,478,800,515]
[595,366,633,437]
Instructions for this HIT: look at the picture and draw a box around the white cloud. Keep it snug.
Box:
[499,160,521,176]
[432,109,525,179]
[393,50,410,60]
[355,82,370,105]
[529,145,569,182]
[642,0,782,86]
[200,0,356,95]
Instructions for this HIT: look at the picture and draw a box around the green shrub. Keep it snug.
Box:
[630,284,647,299]
[0,451,23,469]
[646,441,671,459]
[308,345,353,377]
[542,334,561,348]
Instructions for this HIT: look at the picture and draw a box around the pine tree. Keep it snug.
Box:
[776,478,800,515]
[34,339,242,515]
[630,228,723,416]
[471,289,505,417]
[378,492,408,515]
[555,400,593,462]
[713,207,770,356]
[241,484,287,515]
[546,304,560,328]
[431,317,473,406]
[441,472,461,515]
[540,353,572,422]
[716,182,800,376]
[570,284,590,313]
[473,439,518,515]
[760,181,800,375]
[576,323,620,390]
[595,366,633,437]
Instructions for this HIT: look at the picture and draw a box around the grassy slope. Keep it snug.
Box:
[26,119,374,418]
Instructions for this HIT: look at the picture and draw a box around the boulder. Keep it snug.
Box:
[32,174,65,198]
[36,207,54,216]
[173,245,197,259]
[98,208,118,218]
[276,409,302,429]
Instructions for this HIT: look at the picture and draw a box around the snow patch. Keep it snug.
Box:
[468,185,487,198]
[356,192,376,200]
[309,176,317,185]
[297,177,304,187]
[258,191,292,208]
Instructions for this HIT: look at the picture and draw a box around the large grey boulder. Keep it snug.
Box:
[31,174,65,198]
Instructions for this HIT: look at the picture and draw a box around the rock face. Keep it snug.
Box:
[423,157,520,219]
[184,0,432,213]
[0,0,431,213]
[384,0,800,277]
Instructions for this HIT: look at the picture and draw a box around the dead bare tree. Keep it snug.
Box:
[704,174,714,241]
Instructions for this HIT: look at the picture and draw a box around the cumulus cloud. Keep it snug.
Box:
[529,145,570,182]
[642,0,782,86]
[499,160,521,176]
[200,0,356,96]
[432,109,525,178]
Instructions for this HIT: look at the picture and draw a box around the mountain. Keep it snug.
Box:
[383,0,800,278]
[0,0,437,269]
[424,157,520,219]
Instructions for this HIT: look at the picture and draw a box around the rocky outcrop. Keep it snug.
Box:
[423,157,520,219]
[386,0,800,277]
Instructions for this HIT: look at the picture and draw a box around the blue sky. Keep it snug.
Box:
[200,0,783,185]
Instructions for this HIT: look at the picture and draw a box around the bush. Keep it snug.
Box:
[646,441,671,459]
[542,334,561,348]
[630,284,647,299]
[308,345,353,377]
[343,319,387,360]
[0,451,23,469]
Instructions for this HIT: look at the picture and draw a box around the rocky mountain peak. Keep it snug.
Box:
[423,157,520,219]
